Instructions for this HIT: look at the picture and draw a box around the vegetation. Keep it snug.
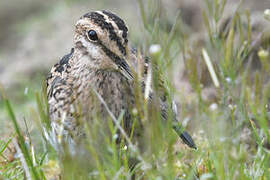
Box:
[1,0,270,179]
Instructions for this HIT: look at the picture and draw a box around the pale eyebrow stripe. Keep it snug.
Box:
[97,11,126,46]
[82,11,127,56]
[101,10,128,44]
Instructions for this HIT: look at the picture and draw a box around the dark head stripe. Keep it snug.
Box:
[82,12,127,56]
[102,10,128,44]
[97,40,133,78]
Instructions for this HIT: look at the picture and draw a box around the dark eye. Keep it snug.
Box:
[87,30,98,41]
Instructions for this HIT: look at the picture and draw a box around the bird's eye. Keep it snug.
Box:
[87,30,98,41]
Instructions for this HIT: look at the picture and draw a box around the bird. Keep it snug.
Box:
[46,10,196,151]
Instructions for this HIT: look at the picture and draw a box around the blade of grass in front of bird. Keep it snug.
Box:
[0,134,15,155]
[162,10,181,61]
[246,10,252,46]
[203,10,214,45]
[224,16,235,73]
[202,48,220,88]
[4,99,40,179]
[36,92,51,131]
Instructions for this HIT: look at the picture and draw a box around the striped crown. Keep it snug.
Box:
[74,10,132,79]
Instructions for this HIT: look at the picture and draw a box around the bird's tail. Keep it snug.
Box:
[173,124,197,149]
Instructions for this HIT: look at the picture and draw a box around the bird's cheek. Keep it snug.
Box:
[100,57,118,70]
[87,46,101,59]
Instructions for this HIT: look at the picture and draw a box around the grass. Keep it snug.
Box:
[1,0,270,179]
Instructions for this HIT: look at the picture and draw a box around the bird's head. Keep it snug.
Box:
[74,10,133,79]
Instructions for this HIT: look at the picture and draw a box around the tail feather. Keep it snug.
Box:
[173,125,197,149]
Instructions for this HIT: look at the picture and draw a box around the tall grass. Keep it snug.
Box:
[1,0,270,179]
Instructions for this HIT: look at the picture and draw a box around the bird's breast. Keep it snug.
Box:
[72,69,134,121]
